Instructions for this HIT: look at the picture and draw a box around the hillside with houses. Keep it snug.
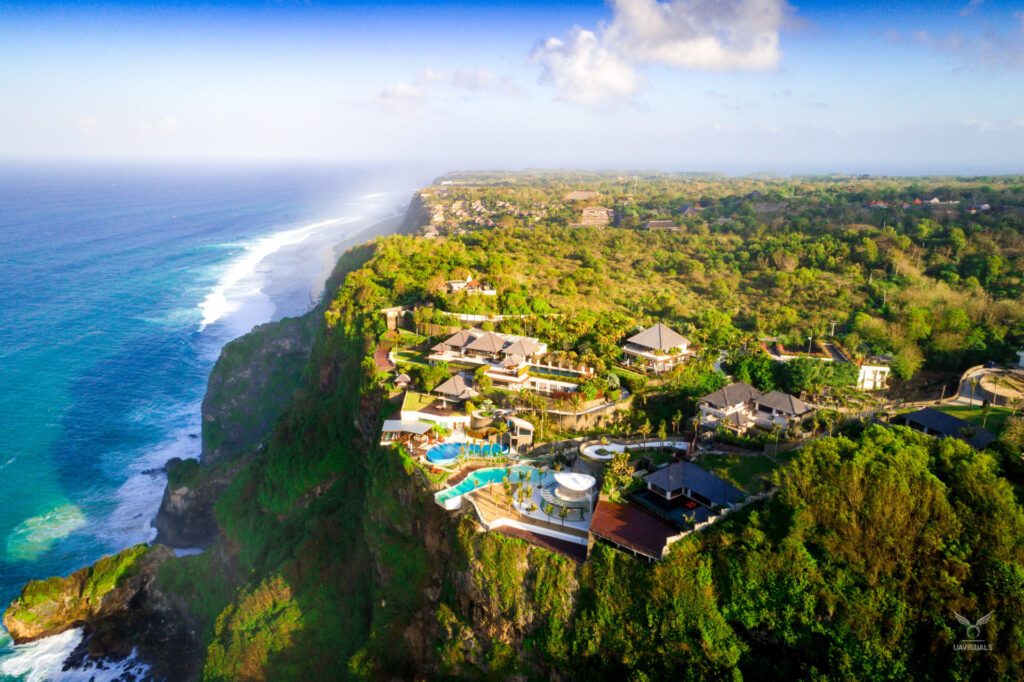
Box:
[13,173,1022,681]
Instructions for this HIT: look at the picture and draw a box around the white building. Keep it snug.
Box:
[621,323,692,373]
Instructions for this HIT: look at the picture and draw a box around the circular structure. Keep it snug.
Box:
[979,369,1024,402]
[579,439,689,462]
[553,472,596,502]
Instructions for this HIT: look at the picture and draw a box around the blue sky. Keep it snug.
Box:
[1,0,1021,173]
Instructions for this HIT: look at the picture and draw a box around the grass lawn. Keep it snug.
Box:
[935,404,1014,435]
[402,390,439,412]
[693,454,779,494]
[393,349,430,368]
[628,447,677,468]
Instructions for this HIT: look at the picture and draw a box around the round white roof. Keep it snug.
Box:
[553,472,596,492]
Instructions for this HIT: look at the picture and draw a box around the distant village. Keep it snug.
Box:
[417,180,1005,239]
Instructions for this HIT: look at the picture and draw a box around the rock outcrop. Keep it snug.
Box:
[154,456,249,548]
[3,544,200,679]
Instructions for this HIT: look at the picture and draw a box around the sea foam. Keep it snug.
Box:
[0,628,150,682]
[197,217,357,334]
[5,504,87,563]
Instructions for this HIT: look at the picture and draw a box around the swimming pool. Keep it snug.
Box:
[435,464,543,509]
[426,441,507,465]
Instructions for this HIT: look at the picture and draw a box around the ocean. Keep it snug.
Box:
[0,163,426,680]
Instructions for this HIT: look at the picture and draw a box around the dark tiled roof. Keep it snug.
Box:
[700,382,761,408]
[627,323,690,351]
[644,461,745,505]
[503,338,539,357]
[432,329,475,352]
[892,408,996,450]
[433,374,478,400]
[466,331,506,354]
[755,391,811,416]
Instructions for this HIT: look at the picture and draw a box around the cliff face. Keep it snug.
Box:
[359,443,583,679]
[201,314,317,465]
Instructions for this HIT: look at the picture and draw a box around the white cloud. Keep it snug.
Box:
[376,68,524,112]
[534,0,792,106]
[532,28,641,105]
[418,68,526,97]
[607,0,788,70]
[375,83,426,112]
[911,13,1024,70]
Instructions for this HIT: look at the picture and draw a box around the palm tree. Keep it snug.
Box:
[638,418,652,448]
[657,420,668,457]
[558,505,569,527]
[970,377,980,409]
[771,422,783,455]
[494,419,509,451]
[569,393,585,432]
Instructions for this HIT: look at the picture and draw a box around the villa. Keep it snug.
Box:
[643,461,744,512]
[574,206,613,227]
[446,275,497,296]
[698,382,761,431]
[699,383,810,433]
[429,328,592,395]
[753,391,812,429]
[891,407,996,450]
[621,323,692,373]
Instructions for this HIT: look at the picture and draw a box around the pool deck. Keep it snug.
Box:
[468,484,591,538]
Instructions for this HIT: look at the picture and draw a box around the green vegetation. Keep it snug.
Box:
[203,575,303,681]
[693,453,778,493]
[135,174,1024,679]
[420,427,1024,680]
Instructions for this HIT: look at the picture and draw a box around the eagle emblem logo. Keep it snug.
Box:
[954,611,993,641]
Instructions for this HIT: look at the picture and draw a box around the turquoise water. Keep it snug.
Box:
[434,465,543,505]
[0,163,426,679]
[425,442,507,464]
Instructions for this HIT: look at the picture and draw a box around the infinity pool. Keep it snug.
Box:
[426,441,507,465]
[435,464,544,509]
